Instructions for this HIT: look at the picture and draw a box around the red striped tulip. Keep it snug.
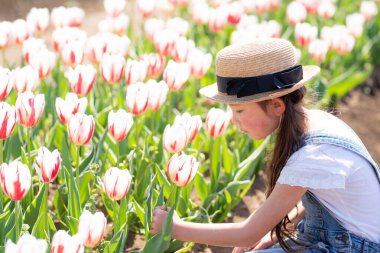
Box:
[68,113,94,146]
[108,109,133,142]
[26,8,50,34]
[85,34,108,64]
[104,34,130,57]
[52,27,87,52]
[166,17,189,37]
[167,154,199,187]
[103,167,132,200]
[138,0,156,18]
[77,210,107,248]
[56,93,87,125]
[67,64,96,97]
[346,13,365,38]
[308,39,329,62]
[100,53,125,84]
[28,48,56,78]
[171,37,195,62]
[0,67,13,100]
[153,29,179,56]
[191,2,209,25]
[61,41,84,66]
[187,48,212,79]
[51,230,84,253]
[98,14,129,35]
[360,1,378,21]
[296,0,318,14]
[317,1,335,19]
[16,91,45,128]
[12,19,31,45]
[174,113,202,142]
[163,123,188,153]
[0,102,17,139]
[34,147,61,183]
[163,60,190,91]
[22,37,46,64]
[104,0,126,17]
[205,108,230,137]
[0,161,31,201]
[51,7,85,28]
[286,1,307,25]
[144,18,165,41]
[147,80,169,111]
[0,21,12,49]
[140,53,166,78]
[269,0,281,11]
[253,0,270,15]
[126,82,149,115]
[295,22,317,47]
[12,66,39,93]
[208,7,228,32]
[124,59,148,85]
[227,2,244,25]
[6,234,47,253]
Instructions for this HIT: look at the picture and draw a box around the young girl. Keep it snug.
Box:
[150,38,380,252]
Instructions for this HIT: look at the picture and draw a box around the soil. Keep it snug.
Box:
[1,1,380,253]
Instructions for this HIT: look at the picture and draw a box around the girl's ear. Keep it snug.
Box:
[269,98,286,116]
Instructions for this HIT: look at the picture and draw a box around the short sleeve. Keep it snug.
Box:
[277,144,350,189]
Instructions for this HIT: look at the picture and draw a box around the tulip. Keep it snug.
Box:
[153,29,179,56]
[295,22,318,47]
[22,37,47,64]
[0,67,13,100]
[28,48,56,78]
[138,0,156,18]
[56,93,87,125]
[12,66,39,93]
[144,18,165,41]
[126,82,149,115]
[269,0,281,11]
[171,37,195,62]
[208,7,228,32]
[346,13,365,38]
[163,123,188,153]
[308,39,329,62]
[156,0,175,15]
[51,6,85,28]
[98,14,129,35]
[85,33,108,64]
[360,0,378,21]
[5,234,47,253]
[166,17,189,37]
[167,154,199,187]
[124,59,148,85]
[0,102,16,139]
[205,107,230,137]
[191,2,209,25]
[317,1,336,19]
[77,210,107,248]
[67,64,96,97]
[67,113,94,146]
[140,53,166,78]
[187,48,212,79]
[100,53,125,84]
[163,60,190,91]
[296,0,318,14]
[52,27,87,52]
[104,0,126,17]
[146,80,169,111]
[227,2,244,25]
[169,0,188,7]
[16,91,45,128]
[286,1,307,25]
[253,0,270,15]
[0,21,12,49]
[174,113,202,142]
[0,161,31,201]
[104,34,130,57]
[108,109,134,141]
[51,230,84,253]
[34,147,61,183]
[103,167,132,200]
[61,41,84,66]
[12,19,31,45]
[26,7,50,34]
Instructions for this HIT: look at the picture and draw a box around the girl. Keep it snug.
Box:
[150,38,380,252]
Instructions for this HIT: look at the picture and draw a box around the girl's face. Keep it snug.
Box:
[229,100,282,140]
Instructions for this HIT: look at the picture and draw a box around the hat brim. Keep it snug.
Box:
[199,65,320,104]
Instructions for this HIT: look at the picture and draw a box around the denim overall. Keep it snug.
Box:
[251,133,380,253]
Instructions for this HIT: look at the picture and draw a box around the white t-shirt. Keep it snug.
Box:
[277,110,380,242]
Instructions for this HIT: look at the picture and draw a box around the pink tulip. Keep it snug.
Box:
[51,7,85,28]
[6,234,47,253]
[208,7,228,32]
[12,66,39,93]
[108,109,133,141]
[100,53,125,84]
[167,154,199,187]
[296,0,318,14]
[295,22,318,47]
[138,0,156,18]
[360,1,378,21]
[191,2,209,25]
[22,37,47,64]
[0,102,16,139]
[163,123,188,153]
[124,59,148,85]
[269,0,281,11]
[144,18,165,41]
[163,60,190,91]
[346,13,365,38]
[104,0,126,17]
[174,113,202,142]
[77,210,107,248]
[140,53,166,78]
[156,0,175,15]
[227,2,244,25]
[98,14,129,35]
[56,93,88,124]
[322,25,355,55]
[85,34,108,64]
[34,147,61,183]
[253,0,270,15]
[308,39,329,62]
[28,48,56,78]
[52,27,87,53]
[68,113,95,146]
[286,1,307,25]
[16,91,45,128]
[169,0,188,7]
[166,17,189,37]
[153,29,179,56]
[171,37,195,62]
[0,21,12,49]
[12,19,31,45]
[51,230,84,253]
[187,48,212,79]
[317,1,336,19]
[61,41,84,66]
[0,161,31,201]
[26,8,50,34]
[0,67,13,100]
[205,108,230,137]
[146,80,169,111]
[67,64,96,97]
[103,167,132,200]
[126,82,149,115]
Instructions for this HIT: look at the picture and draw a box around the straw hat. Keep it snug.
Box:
[199,38,320,104]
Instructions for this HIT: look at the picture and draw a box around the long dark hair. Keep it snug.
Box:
[261,87,308,252]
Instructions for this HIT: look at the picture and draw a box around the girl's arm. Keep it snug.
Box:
[151,184,307,247]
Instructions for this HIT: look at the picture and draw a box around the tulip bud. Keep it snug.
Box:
[103,167,132,200]
[144,18,165,41]
[126,82,149,115]
[205,107,230,137]
[208,7,228,32]
[296,0,318,14]
[227,2,244,25]
[100,53,125,84]
[138,0,156,18]
[0,102,16,139]
[253,0,270,15]
[13,19,31,45]
[51,230,84,253]
[34,147,61,183]
[22,37,47,64]
[166,17,189,37]
[287,1,307,25]
[191,2,209,25]
[0,67,13,100]
[6,234,47,253]
[105,34,130,57]
[0,161,31,201]
[317,1,336,19]
[98,14,130,35]
[146,80,169,111]
[16,91,45,128]
[163,60,190,91]
[67,64,96,97]
[171,37,195,62]
[51,6,85,28]
[124,59,148,85]
[108,109,133,142]
[187,48,212,79]
[295,22,318,47]
[140,53,166,78]
[104,0,126,17]
[28,48,56,78]
[26,8,50,34]
[0,21,12,49]
[308,39,329,62]
[85,33,108,64]
[12,65,39,93]
[153,29,179,56]
[360,0,378,21]
[77,210,107,248]
[167,154,199,187]
[61,41,84,66]
[174,112,202,142]
[67,113,95,146]
[346,13,365,38]
[163,123,188,153]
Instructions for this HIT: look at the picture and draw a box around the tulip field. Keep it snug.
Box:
[0,0,379,252]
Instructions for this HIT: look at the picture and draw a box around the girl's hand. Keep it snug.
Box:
[150,206,180,235]
[231,232,277,253]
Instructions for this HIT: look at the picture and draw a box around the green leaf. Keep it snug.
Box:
[24,184,47,231]
[193,171,209,201]
[133,197,145,226]
[31,211,48,239]
[78,171,95,208]
[64,166,81,219]
[210,137,221,192]
[66,216,79,235]
[104,224,128,253]
[0,210,10,245]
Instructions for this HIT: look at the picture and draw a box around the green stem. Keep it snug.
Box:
[112,200,118,234]
[0,139,2,212]
[15,201,20,241]
[76,145,80,187]
[44,183,49,238]
[116,142,120,166]
[165,184,178,209]
[27,128,31,171]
